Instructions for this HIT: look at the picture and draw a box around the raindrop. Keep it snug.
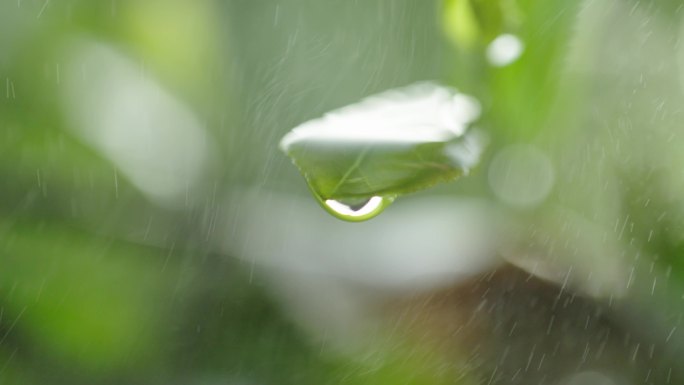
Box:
[486,33,524,67]
[318,195,395,222]
[488,144,554,208]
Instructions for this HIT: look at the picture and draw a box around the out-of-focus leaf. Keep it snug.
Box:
[327,342,475,385]
[0,222,171,373]
[59,38,213,207]
[442,0,519,50]
[120,0,222,105]
[442,0,482,49]
[0,348,35,385]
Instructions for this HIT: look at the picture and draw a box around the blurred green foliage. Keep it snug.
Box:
[1,0,684,384]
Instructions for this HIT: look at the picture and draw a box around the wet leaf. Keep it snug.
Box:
[280,83,485,221]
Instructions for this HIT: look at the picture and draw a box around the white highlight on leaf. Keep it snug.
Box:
[488,144,555,208]
[280,82,480,150]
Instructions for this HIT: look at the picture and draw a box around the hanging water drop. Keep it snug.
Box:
[318,195,395,222]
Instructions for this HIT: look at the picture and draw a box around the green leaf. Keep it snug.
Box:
[280,83,485,221]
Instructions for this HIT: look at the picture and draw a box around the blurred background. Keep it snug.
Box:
[2,0,684,384]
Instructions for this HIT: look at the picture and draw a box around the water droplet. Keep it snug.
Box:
[318,195,395,222]
[486,34,524,67]
[488,144,554,208]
